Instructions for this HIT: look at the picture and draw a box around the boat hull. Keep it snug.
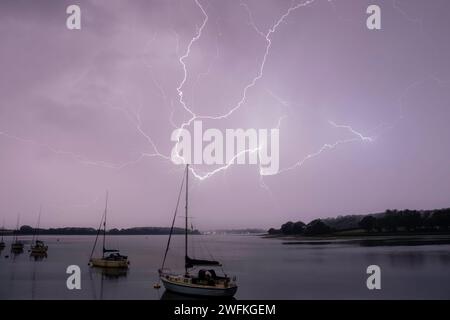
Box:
[11,243,24,252]
[160,277,238,297]
[90,258,129,269]
[31,248,48,255]
[31,245,48,254]
[31,249,48,254]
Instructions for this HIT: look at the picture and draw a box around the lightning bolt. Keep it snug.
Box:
[278,120,374,174]
[0,130,135,169]
[196,0,317,121]
[171,0,321,180]
[392,0,424,33]
[0,0,377,187]
[175,0,208,119]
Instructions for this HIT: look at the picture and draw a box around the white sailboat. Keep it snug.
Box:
[158,165,238,297]
[89,192,129,269]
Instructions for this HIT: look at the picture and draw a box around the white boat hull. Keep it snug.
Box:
[160,277,238,297]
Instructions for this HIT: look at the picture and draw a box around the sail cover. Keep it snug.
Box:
[185,256,221,268]
[103,248,120,253]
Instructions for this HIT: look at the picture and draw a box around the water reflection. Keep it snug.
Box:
[1,235,450,299]
[101,268,128,279]
[10,250,23,259]
[364,250,450,268]
[160,290,237,301]
[30,252,47,261]
[388,251,425,268]
[89,266,128,279]
[31,260,38,300]
[437,251,450,265]
[359,238,450,247]
[11,248,24,256]
[89,267,129,300]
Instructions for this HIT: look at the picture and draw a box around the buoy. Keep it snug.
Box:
[153,283,161,289]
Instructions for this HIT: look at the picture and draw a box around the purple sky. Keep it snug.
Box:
[0,0,449,230]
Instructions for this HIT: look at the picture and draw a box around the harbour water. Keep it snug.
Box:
[0,235,449,299]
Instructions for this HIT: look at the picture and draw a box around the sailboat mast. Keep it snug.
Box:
[33,206,42,243]
[14,214,20,242]
[102,191,108,258]
[37,206,41,241]
[185,164,189,274]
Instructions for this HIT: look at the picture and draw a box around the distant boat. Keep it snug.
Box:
[158,164,238,297]
[30,206,48,257]
[11,215,24,254]
[89,192,129,269]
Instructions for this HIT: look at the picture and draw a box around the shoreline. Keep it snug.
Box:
[262,232,450,246]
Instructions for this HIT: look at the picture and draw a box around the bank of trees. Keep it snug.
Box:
[15,226,198,235]
[268,219,332,236]
[269,208,450,236]
[358,209,450,232]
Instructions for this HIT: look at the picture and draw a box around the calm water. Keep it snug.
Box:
[1,235,449,299]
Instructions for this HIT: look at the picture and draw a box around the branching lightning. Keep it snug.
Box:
[278,121,374,175]
[171,0,331,181]
[0,0,377,188]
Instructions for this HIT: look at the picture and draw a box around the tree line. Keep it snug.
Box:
[9,226,200,235]
[268,208,450,236]
[357,208,450,232]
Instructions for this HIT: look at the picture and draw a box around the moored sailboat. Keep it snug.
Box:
[30,206,48,257]
[0,220,5,249]
[158,165,238,297]
[11,215,24,254]
[89,192,129,269]
[11,242,23,252]
[30,240,48,255]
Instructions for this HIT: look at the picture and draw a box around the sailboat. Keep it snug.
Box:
[158,165,238,297]
[11,215,24,253]
[30,207,48,256]
[0,220,5,250]
[89,192,129,269]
